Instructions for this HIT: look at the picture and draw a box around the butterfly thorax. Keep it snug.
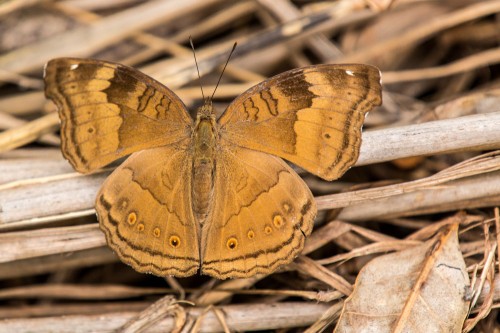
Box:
[192,104,217,225]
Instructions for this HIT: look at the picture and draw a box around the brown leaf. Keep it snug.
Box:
[335,223,470,332]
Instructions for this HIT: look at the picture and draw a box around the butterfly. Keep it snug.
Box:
[44,57,381,279]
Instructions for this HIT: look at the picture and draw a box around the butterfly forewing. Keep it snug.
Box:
[44,58,193,173]
[218,64,382,181]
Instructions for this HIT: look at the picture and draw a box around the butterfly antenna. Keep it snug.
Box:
[189,36,205,101]
[210,42,237,102]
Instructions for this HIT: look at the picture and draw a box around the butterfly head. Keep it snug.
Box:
[197,98,216,120]
[189,38,237,122]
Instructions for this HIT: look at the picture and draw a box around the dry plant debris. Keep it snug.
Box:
[336,222,469,332]
[1,0,500,332]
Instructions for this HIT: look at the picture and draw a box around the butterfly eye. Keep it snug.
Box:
[273,214,284,228]
[136,223,145,232]
[247,230,255,239]
[127,212,137,225]
[264,226,273,235]
[282,203,292,213]
[226,237,238,250]
[169,235,181,248]
[153,227,161,238]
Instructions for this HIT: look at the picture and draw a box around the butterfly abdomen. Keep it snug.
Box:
[192,116,217,224]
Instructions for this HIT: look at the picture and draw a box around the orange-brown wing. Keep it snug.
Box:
[44,58,193,173]
[218,64,382,181]
[200,143,316,279]
[96,140,199,277]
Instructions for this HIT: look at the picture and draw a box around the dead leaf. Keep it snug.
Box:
[335,223,470,332]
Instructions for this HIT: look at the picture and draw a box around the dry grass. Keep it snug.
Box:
[1,0,500,332]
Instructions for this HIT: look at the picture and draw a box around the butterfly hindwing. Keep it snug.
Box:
[218,64,382,181]
[44,58,193,173]
[200,143,316,279]
[96,141,200,277]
